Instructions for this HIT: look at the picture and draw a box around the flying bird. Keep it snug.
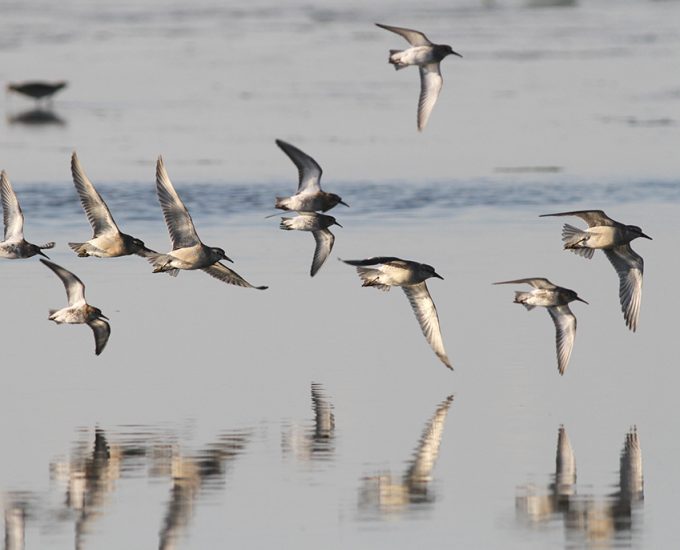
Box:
[274,140,348,213]
[68,152,154,258]
[146,157,267,289]
[540,210,651,331]
[6,80,67,102]
[341,257,452,370]
[41,259,111,355]
[0,171,55,259]
[494,278,587,375]
[375,23,462,131]
[280,212,341,276]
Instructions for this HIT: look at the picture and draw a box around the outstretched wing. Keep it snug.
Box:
[156,157,201,249]
[539,210,614,227]
[275,140,323,194]
[88,318,111,356]
[493,277,557,290]
[71,152,120,237]
[375,23,432,47]
[201,262,268,290]
[402,282,452,370]
[604,245,643,332]
[0,171,25,241]
[418,63,443,131]
[40,259,87,306]
[547,305,576,375]
[310,229,335,277]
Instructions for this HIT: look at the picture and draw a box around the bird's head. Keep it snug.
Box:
[423,263,444,280]
[211,247,233,263]
[627,225,652,240]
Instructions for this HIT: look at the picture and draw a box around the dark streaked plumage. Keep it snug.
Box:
[375,23,462,131]
[0,171,54,259]
[540,209,651,331]
[341,256,452,370]
[280,212,341,276]
[41,259,110,356]
[69,152,154,258]
[146,157,267,289]
[274,140,348,212]
[494,277,587,375]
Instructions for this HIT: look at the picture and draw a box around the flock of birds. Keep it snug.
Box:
[3,23,651,374]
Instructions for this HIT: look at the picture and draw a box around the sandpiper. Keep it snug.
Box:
[275,140,348,212]
[146,157,267,289]
[540,210,651,331]
[69,152,154,258]
[494,278,587,375]
[41,259,111,356]
[7,81,67,102]
[280,212,341,276]
[341,257,452,370]
[375,23,462,131]
[0,171,55,259]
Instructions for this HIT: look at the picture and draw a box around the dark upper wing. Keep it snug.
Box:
[156,156,201,249]
[539,210,614,227]
[340,256,404,267]
[71,152,119,237]
[310,229,335,277]
[40,259,86,306]
[493,277,557,290]
[201,262,268,290]
[275,140,323,194]
[375,23,432,46]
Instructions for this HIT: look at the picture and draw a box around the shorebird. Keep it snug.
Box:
[275,139,348,213]
[280,212,341,276]
[540,210,651,331]
[7,81,67,102]
[0,171,55,259]
[341,257,452,370]
[41,259,110,356]
[146,157,267,289]
[375,23,462,131]
[68,152,154,258]
[494,278,587,375]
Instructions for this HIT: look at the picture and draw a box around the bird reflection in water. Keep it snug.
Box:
[7,108,66,127]
[516,426,643,546]
[157,430,250,550]
[50,428,123,550]
[3,492,35,550]
[282,382,336,463]
[358,395,454,516]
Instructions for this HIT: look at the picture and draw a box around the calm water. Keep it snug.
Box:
[1,0,680,549]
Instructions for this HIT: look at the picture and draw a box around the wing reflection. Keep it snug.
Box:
[516,426,644,545]
[282,383,336,462]
[157,431,250,550]
[3,492,35,550]
[7,108,66,126]
[358,395,454,516]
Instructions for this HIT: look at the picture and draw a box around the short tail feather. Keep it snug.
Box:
[145,251,180,277]
[513,291,535,310]
[40,242,55,249]
[561,224,594,258]
[279,218,294,230]
[275,197,291,210]
[356,267,391,291]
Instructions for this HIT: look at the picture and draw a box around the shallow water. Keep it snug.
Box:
[1,0,680,549]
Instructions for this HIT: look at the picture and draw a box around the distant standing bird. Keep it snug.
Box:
[275,140,348,212]
[280,212,341,276]
[41,259,111,356]
[7,81,67,102]
[68,152,154,258]
[540,210,651,331]
[375,23,462,131]
[341,257,452,370]
[146,157,267,289]
[494,278,587,375]
[0,171,55,259]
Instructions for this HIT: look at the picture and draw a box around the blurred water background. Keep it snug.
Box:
[1,0,679,548]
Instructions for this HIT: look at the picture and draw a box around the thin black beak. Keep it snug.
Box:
[334,221,343,228]
[38,250,50,259]
[223,255,234,263]
[641,233,652,240]
[451,51,463,58]
[339,200,350,207]
[576,297,589,305]
[100,314,110,320]
[434,272,444,280]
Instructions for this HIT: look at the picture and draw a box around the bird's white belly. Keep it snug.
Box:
[585,226,620,248]
[392,46,434,66]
